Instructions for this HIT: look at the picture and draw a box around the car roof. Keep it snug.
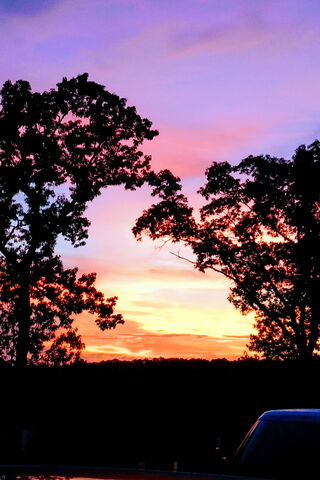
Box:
[260,409,320,422]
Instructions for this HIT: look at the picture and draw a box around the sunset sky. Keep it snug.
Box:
[2,0,320,361]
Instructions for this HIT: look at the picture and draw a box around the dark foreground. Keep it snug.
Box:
[0,358,318,472]
[0,466,266,480]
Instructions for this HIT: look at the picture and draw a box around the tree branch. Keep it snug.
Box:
[169,251,236,281]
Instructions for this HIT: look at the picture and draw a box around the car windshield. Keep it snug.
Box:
[236,418,320,478]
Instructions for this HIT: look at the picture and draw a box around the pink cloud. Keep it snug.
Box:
[166,9,320,59]
[147,123,265,177]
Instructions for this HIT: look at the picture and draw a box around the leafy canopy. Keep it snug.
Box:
[0,73,158,366]
[134,141,320,360]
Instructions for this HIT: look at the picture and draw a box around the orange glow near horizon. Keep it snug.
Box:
[65,187,255,362]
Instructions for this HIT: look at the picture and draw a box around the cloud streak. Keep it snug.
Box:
[79,319,250,362]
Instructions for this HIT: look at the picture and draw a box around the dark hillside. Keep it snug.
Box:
[0,358,318,472]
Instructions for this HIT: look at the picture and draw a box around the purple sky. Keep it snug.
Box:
[2,0,320,360]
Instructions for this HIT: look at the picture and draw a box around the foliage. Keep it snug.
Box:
[134,141,320,360]
[0,73,158,366]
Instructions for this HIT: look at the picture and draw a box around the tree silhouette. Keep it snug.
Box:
[0,73,158,367]
[134,142,320,360]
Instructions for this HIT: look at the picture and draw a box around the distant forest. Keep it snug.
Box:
[1,358,318,472]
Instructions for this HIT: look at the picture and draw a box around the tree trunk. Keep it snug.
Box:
[296,335,316,362]
[15,279,31,369]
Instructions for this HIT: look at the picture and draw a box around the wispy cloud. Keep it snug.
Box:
[80,319,250,362]
[167,22,315,58]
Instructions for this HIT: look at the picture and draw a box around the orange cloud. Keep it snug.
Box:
[76,318,250,362]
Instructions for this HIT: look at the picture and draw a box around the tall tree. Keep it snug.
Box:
[0,73,158,367]
[134,142,320,360]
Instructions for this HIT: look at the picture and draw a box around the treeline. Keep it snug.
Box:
[0,358,319,472]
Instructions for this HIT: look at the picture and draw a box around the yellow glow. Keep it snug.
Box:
[96,273,254,339]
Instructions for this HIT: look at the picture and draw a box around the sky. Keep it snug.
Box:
[1,0,320,361]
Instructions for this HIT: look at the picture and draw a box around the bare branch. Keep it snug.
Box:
[169,251,235,281]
